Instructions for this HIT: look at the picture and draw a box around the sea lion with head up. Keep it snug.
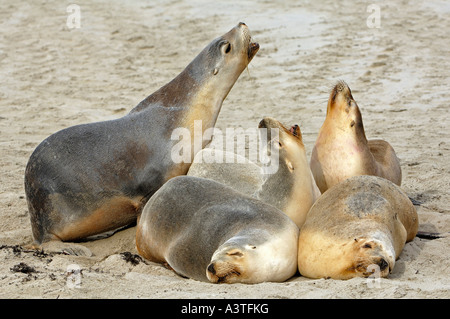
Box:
[25,23,259,255]
[310,80,402,193]
[188,117,320,229]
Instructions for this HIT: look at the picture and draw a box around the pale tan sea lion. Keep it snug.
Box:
[188,117,320,229]
[310,81,402,193]
[136,176,299,283]
[297,175,419,280]
[24,23,259,255]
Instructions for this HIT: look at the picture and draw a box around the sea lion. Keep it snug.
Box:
[188,117,320,228]
[24,23,259,255]
[310,80,402,193]
[135,176,299,283]
[257,117,321,228]
[297,175,419,280]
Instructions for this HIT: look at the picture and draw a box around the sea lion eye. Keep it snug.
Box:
[227,251,243,257]
[273,140,282,148]
[363,243,372,249]
[222,42,231,54]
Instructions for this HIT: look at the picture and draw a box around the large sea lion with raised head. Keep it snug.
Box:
[24,23,259,255]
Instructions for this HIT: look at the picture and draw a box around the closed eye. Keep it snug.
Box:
[227,251,243,257]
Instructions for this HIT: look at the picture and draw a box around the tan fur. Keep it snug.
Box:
[54,195,143,241]
[310,81,401,193]
[271,119,320,228]
[297,175,418,279]
[368,139,402,186]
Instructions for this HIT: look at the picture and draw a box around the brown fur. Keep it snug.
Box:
[54,196,143,241]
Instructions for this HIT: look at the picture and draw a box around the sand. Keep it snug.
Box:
[0,0,449,299]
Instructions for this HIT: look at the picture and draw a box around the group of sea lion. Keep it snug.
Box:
[24,23,418,284]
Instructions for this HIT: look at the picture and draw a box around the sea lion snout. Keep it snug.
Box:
[329,80,355,109]
[258,117,303,144]
[334,80,352,97]
[233,22,259,60]
[206,260,243,284]
[363,256,392,277]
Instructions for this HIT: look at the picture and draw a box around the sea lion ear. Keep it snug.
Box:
[286,160,294,171]
[213,68,219,75]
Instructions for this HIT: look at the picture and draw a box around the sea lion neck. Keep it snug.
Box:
[256,161,293,213]
[256,142,317,229]
[129,66,202,112]
[323,101,368,146]
[256,138,307,206]
[129,45,239,125]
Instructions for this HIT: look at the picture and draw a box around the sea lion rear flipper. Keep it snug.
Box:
[38,240,92,257]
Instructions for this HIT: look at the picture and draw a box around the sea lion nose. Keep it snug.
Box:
[378,258,388,271]
[207,263,216,275]
[258,119,267,129]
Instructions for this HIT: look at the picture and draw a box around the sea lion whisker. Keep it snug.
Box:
[217,269,241,282]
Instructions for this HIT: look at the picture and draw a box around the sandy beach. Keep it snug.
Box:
[0,0,449,299]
